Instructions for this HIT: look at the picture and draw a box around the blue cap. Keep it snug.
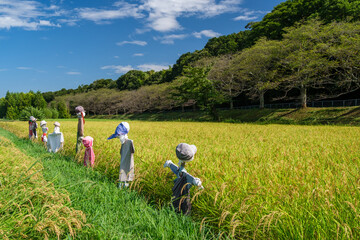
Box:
[107,123,129,140]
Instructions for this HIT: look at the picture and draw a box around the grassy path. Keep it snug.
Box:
[0,128,224,239]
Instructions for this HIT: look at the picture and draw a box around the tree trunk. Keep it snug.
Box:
[229,86,233,110]
[181,105,184,113]
[300,85,307,108]
[259,91,265,109]
[210,105,220,121]
[193,104,196,112]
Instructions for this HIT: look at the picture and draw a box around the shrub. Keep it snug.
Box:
[19,106,45,121]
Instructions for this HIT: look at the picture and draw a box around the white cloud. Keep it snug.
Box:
[114,56,119,58]
[17,67,32,70]
[193,29,221,39]
[154,34,188,44]
[135,28,151,34]
[116,40,147,46]
[77,2,143,23]
[101,63,169,74]
[137,64,169,71]
[133,53,144,57]
[233,9,267,21]
[141,0,242,32]
[0,0,61,30]
[67,71,81,75]
[101,65,134,74]
[58,18,78,26]
[76,0,243,32]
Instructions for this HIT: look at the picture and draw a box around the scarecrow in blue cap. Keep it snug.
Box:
[108,122,135,188]
[164,143,204,215]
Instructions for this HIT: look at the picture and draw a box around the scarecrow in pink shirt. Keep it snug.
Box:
[82,136,95,168]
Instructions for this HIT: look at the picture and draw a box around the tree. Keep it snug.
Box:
[116,70,148,90]
[232,38,283,108]
[4,92,19,119]
[32,91,47,109]
[0,98,7,118]
[172,67,224,120]
[324,21,360,96]
[57,100,71,118]
[279,20,359,107]
[207,55,247,109]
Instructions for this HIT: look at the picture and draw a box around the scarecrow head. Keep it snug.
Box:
[176,143,197,167]
[107,122,130,144]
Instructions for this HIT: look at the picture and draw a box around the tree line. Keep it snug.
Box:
[0,91,70,120]
[46,20,360,120]
[42,0,360,101]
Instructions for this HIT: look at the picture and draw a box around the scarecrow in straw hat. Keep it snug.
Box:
[47,122,64,153]
[28,116,38,140]
[40,120,48,148]
[75,106,86,153]
[164,143,204,215]
[108,122,135,189]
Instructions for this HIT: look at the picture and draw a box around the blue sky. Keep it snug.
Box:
[0,0,285,98]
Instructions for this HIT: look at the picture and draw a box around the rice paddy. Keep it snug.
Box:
[1,119,360,239]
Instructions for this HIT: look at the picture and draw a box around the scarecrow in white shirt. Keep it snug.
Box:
[47,122,64,153]
[164,143,203,215]
[40,120,48,148]
[108,122,135,189]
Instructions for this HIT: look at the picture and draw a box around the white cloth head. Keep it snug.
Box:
[54,126,60,133]
[118,134,128,144]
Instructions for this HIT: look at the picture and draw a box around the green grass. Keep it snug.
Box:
[0,127,226,240]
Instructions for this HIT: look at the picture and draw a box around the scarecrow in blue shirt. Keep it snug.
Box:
[164,143,204,215]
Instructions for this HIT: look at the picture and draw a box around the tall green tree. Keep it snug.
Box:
[57,100,71,118]
[116,70,148,90]
[232,38,284,108]
[279,20,345,107]
[32,91,47,109]
[0,98,6,118]
[172,67,224,120]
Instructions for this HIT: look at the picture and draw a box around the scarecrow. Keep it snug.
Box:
[47,122,64,153]
[164,143,204,215]
[107,122,135,188]
[40,120,48,147]
[28,116,38,140]
[82,136,95,168]
[75,106,86,153]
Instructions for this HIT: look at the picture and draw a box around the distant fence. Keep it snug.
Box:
[223,98,360,110]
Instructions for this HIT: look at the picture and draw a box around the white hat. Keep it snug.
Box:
[54,122,60,127]
[40,120,47,127]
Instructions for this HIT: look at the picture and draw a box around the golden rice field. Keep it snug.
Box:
[1,120,360,239]
[0,134,87,239]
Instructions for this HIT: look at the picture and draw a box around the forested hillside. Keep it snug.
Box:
[1,0,360,120]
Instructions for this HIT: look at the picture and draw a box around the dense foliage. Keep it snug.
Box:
[0,91,61,120]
